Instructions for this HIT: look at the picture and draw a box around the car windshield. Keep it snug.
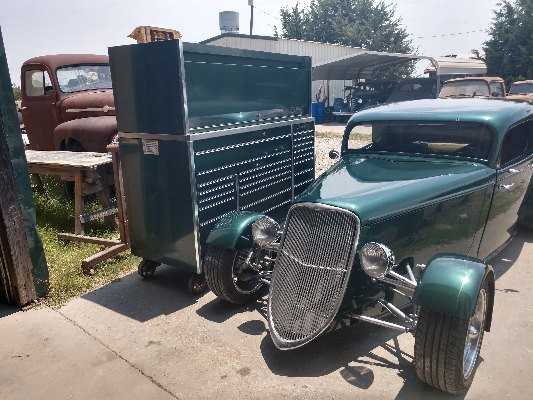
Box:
[346,121,494,162]
[57,64,112,93]
[439,81,490,97]
[509,83,533,94]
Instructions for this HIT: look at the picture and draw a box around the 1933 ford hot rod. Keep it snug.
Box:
[203,98,533,394]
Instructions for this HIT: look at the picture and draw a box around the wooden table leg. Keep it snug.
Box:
[74,171,84,235]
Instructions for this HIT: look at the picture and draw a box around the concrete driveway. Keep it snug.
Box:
[1,231,532,399]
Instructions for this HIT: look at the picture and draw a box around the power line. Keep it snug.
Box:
[412,29,487,39]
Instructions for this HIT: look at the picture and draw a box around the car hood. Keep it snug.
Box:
[297,154,493,225]
[60,90,115,121]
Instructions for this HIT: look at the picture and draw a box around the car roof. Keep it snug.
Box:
[444,76,503,83]
[511,80,533,85]
[22,54,109,71]
[347,98,533,138]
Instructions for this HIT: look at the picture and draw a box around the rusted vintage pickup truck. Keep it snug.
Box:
[20,54,117,152]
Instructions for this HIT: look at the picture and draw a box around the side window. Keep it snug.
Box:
[490,82,505,97]
[24,69,52,96]
[500,120,533,165]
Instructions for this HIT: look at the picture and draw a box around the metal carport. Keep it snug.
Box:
[311,50,487,92]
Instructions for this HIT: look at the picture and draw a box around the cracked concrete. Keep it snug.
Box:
[1,231,532,399]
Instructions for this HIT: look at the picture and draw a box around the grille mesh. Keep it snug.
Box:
[268,204,359,349]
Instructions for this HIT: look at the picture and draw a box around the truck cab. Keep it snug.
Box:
[20,54,117,152]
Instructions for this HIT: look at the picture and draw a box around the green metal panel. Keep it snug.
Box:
[0,27,48,296]
[109,40,188,135]
[412,254,490,319]
[109,40,312,134]
[193,121,314,247]
[119,137,199,272]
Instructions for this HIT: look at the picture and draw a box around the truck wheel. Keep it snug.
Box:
[203,244,263,305]
[414,278,488,394]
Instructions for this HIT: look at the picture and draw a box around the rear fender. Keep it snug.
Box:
[54,116,117,152]
[206,211,264,250]
[413,254,495,331]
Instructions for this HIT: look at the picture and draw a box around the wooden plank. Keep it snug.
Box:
[82,243,131,275]
[57,233,121,246]
[25,150,112,168]
[74,171,84,235]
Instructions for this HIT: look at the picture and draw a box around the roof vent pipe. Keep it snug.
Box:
[219,11,239,34]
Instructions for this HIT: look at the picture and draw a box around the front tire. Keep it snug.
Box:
[414,279,488,394]
[203,244,263,304]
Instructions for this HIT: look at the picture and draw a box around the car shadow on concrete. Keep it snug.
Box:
[489,229,533,281]
[81,263,206,322]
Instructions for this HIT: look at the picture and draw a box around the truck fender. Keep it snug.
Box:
[412,254,495,331]
[54,116,117,152]
[206,211,265,250]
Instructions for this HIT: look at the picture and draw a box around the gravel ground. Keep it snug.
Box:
[315,132,370,177]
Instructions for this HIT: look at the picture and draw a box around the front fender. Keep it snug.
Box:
[413,254,495,329]
[54,116,117,152]
[206,211,264,250]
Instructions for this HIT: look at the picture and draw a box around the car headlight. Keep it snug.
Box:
[252,216,280,248]
[359,242,395,278]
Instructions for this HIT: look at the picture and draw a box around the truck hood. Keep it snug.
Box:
[297,154,493,225]
[60,90,115,121]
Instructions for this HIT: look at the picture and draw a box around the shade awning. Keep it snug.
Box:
[311,51,487,81]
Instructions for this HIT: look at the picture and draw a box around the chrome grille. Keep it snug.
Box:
[268,203,360,349]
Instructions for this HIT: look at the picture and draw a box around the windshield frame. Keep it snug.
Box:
[56,63,112,93]
[342,120,497,166]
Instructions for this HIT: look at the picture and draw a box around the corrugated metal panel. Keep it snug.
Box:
[206,36,363,67]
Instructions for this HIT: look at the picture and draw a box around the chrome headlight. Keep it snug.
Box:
[359,242,395,278]
[252,216,280,248]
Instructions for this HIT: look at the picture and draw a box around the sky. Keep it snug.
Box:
[0,0,502,85]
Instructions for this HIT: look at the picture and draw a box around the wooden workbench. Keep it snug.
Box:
[25,150,114,235]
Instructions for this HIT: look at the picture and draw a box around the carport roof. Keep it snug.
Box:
[311,51,487,80]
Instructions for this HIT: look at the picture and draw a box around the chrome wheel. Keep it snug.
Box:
[463,287,487,379]
[232,249,262,294]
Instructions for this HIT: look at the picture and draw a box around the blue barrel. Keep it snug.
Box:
[311,102,325,124]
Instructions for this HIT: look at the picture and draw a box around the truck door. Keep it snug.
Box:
[20,67,58,150]
[478,120,533,259]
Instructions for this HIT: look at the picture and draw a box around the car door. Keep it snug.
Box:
[478,120,533,260]
[20,67,58,150]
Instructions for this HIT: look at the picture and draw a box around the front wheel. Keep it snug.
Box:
[414,279,488,394]
[203,244,264,305]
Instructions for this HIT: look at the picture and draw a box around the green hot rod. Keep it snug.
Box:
[204,98,533,394]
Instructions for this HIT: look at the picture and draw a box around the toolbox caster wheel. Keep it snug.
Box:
[138,260,160,279]
[188,274,207,295]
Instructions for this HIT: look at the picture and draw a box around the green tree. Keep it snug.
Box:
[279,0,414,78]
[12,84,21,101]
[483,0,533,85]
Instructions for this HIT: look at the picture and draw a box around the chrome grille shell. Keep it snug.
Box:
[268,203,360,349]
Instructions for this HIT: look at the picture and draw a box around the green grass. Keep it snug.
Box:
[34,178,140,307]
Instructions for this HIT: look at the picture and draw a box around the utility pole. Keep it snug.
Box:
[249,0,254,36]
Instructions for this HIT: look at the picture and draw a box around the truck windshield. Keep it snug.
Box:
[346,121,494,162]
[509,83,533,94]
[57,64,112,93]
[439,81,490,97]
